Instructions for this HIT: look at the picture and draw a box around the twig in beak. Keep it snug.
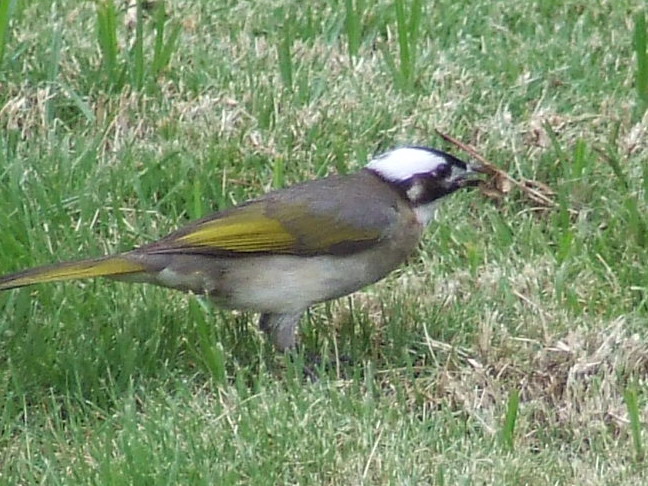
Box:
[435,129,557,208]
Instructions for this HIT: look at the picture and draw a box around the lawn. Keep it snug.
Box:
[0,0,647,484]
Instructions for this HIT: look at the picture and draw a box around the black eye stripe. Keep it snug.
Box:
[408,164,450,182]
[396,175,450,205]
[432,164,451,178]
[393,165,471,205]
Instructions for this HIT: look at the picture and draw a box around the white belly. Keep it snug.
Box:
[219,255,380,312]
[150,249,408,314]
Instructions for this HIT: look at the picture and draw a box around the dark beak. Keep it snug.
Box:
[456,162,487,188]
[467,162,488,174]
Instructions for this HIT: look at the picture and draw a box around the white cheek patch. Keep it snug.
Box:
[406,180,425,202]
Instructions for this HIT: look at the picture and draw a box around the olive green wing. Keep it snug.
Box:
[140,197,390,257]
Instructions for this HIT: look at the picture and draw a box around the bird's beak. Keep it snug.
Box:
[456,162,487,188]
[467,162,488,174]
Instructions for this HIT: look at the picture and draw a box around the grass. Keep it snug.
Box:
[625,385,645,461]
[0,0,647,483]
[635,10,648,117]
[0,0,16,69]
[500,388,520,452]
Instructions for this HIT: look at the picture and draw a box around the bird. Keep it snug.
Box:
[0,146,484,352]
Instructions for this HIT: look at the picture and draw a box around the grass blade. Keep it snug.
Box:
[634,11,648,115]
[394,0,423,91]
[60,82,96,123]
[345,0,361,61]
[501,388,520,451]
[190,299,227,386]
[598,148,629,189]
[45,25,63,124]
[394,0,411,90]
[277,12,294,90]
[408,0,423,83]
[623,386,644,462]
[0,0,16,68]
[152,2,181,79]
[96,0,120,87]
[378,40,401,87]
[131,0,144,90]
[408,0,422,49]
[624,196,647,249]
[273,155,285,189]
[643,162,648,204]
[191,176,204,219]
[46,25,63,83]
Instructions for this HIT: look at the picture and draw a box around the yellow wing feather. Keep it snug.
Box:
[176,208,297,252]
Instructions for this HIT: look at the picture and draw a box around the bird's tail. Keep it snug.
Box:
[0,255,147,291]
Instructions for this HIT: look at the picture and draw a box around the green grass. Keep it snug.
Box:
[0,0,647,483]
[0,0,16,69]
[625,385,645,462]
[635,11,648,117]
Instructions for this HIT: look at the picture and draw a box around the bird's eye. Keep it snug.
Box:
[434,164,452,179]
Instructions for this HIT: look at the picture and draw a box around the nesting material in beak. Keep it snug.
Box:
[456,162,488,188]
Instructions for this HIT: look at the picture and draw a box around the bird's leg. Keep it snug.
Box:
[258,312,304,352]
[259,311,320,381]
[259,311,347,381]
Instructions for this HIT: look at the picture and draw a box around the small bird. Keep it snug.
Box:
[0,147,483,351]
